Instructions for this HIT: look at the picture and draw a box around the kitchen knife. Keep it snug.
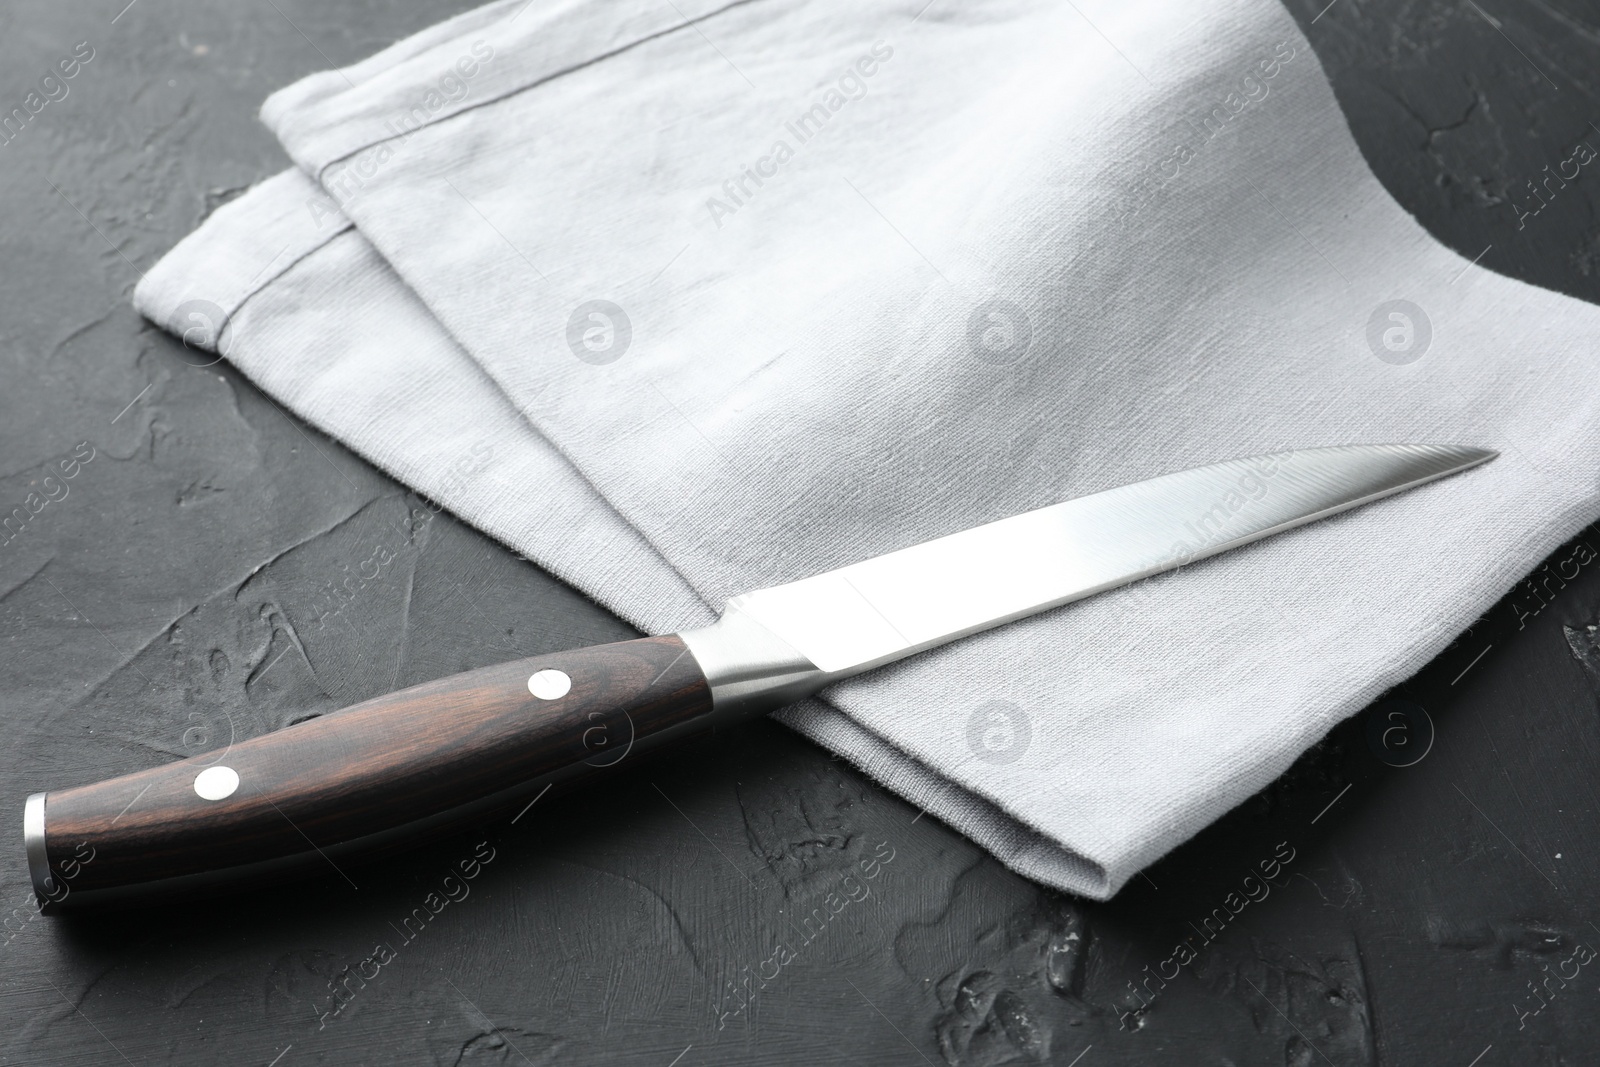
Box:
[24,444,1493,910]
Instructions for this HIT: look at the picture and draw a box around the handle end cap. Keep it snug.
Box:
[24,792,54,911]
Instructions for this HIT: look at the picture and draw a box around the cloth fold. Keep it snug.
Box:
[136,0,1600,898]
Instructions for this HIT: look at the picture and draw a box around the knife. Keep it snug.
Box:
[24,443,1493,910]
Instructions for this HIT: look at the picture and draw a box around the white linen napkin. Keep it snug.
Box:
[135,0,1600,899]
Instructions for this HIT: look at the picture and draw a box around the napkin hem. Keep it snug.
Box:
[261,0,762,179]
[134,170,353,352]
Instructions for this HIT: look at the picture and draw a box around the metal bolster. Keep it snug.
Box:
[678,605,835,720]
[24,792,53,908]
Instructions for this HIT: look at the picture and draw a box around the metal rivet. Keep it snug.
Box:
[527,668,571,700]
[194,765,240,801]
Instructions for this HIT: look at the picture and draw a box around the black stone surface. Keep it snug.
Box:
[2,1,1599,1063]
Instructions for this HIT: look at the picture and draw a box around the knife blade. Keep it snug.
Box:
[23,443,1493,909]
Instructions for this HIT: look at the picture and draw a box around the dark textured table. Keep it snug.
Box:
[3,1,1599,1064]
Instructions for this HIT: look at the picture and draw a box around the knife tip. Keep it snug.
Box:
[1361,442,1497,481]
[1417,443,1498,473]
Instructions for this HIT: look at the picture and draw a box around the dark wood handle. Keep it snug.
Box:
[31,635,709,909]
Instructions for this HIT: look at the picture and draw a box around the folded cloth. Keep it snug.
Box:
[136,0,1600,898]
[135,167,1106,891]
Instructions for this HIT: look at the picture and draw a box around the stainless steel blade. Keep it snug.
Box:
[705,444,1493,687]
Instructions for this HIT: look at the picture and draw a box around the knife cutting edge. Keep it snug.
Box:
[23,443,1493,910]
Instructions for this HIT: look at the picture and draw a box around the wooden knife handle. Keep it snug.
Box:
[26,635,710,910]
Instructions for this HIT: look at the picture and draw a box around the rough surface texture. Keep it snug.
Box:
[1,0,1597,1063]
